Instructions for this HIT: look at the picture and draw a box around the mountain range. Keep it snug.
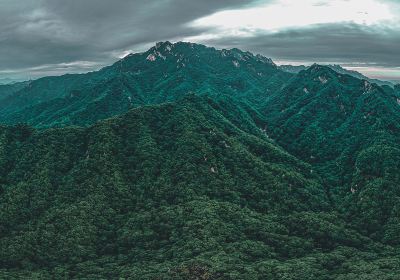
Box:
[1,41,400,279]
[278,64,396,87]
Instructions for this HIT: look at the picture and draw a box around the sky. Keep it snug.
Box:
[0,0,399,83]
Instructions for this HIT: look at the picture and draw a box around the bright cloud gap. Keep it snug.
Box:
[191,0,394,34]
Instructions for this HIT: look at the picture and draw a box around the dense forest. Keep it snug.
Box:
[0,42,400,279]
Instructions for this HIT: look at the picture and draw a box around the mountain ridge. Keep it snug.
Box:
[278,63,395,87]
[263,63,400,240]
[0,41,290,128]
[1,42,400,279]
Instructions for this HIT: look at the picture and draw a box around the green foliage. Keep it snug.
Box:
[1,97,396,278]
[0,43,400,279]
[0,81,29,101]
[0,42,290,128]
[263,64,400,241]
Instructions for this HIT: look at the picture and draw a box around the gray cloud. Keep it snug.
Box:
[0,0,260,80]
[0,0,399,82]
[199,23,400,68]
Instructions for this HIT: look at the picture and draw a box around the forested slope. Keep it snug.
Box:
[1,97,398,279]
[263,64,400,241]
[1,43,400,279]
[0,42,290,128]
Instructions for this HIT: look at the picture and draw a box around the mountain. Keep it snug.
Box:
[0,81,29,101]
[278,64,308,74]
[279,64,395,87]
[0,78,22,85]
[2,96,399,279]
[328,64,395,87]
[263,64,400,240]
[1,42,400,279]
[0,42,291,128]
[395,83,400,93]
[0,96,347,279]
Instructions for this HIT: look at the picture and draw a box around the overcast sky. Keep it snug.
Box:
[0,0,399,82]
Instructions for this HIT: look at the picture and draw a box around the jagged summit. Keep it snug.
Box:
[0,41,288,128]
[306,63,333,72]
[296,63,340,84]
[155,41,173,48]
[119,41,277,67]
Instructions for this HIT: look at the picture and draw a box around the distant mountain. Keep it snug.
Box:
[0,77,22,85]
[328,64,395,87]
[0,81,29,101]
[0,41,290,128]
[279,64,395,87]
[278,64,308,74]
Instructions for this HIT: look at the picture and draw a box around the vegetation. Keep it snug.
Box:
[278,64,395,87]
[0,42,400,279]
[263,65,400,240]
[0,81,29,101]
[0,42,290,128]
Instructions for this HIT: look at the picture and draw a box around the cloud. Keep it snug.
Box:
[194,21,400,82]
[0,0,260,80]
[196,22,400,68]
[0,0,399,82]
[192,0,394,32]
[188,0,400,82]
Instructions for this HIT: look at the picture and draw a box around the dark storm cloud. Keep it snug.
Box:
[0,0,260,78]
[199,23,400,68]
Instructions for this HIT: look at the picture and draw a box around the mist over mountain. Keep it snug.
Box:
[1,42,400,279]
[0,78,21,85]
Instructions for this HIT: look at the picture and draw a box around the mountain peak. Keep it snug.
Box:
[307,63,331,72]
[255,54,276,66]
[118,41,278,71]
[155,41,173,49]
[154,41,175,53]
[290,64,348,88]
[300,64,336,80]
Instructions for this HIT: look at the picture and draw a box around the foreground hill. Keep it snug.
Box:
[1,96,399,279]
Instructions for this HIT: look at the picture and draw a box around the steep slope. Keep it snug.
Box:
[263,65,400,240]
[2,96,398,279]
[0,42,291,128]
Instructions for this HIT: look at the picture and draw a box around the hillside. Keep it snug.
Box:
[1,97,399,279]
[0,97,330,278]
[263,64,400,241]
[1,43,400,279]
